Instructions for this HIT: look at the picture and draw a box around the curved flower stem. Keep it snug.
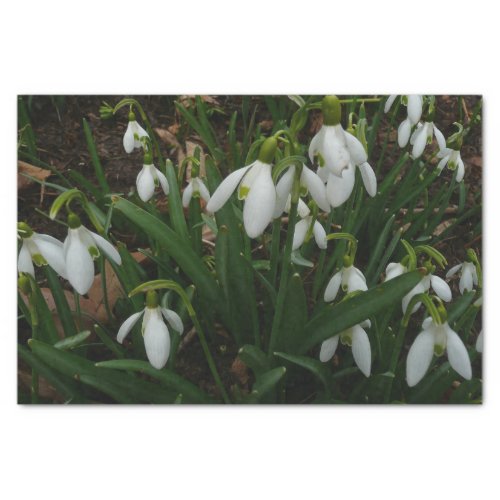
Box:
[267,165,302,358]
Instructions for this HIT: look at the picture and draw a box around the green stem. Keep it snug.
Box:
[28,296,39,403]
[74,291,81,331]
[243,236,261,349]
[383,321,408,403]
[99,256,114,323]
[269,218,281,288]
[312,211,334,301]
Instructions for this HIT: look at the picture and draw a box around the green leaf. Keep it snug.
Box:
[95,359,214,404]
[301,271,423,353]
[164,159,190,241]
[274,352,331,392]
[237,344,269,378]
[82,118,110,194]
[247,366,287,403]
[54,330,91,350]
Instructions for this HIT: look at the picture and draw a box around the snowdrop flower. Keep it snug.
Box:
[63,214,122,295]
[292,216,327,251]
[206,137,278,238]
[273,164,330,218]
[402,272,452,314]
[319,320,372,377]
[324,264,367,302]
[476,330,483,353]
[385,95,423,148]
[384,261,407,282]
[117,290,184,370]
[136,153,169,202]
[123,112,149,153]
[446,261,478,294]
[182,176,211,207]
[406,316,472,386]
[437,147,465,182]
[410,121,444,159]
[17,222,67,279]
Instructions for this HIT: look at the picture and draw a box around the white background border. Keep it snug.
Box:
[2,1,497,498]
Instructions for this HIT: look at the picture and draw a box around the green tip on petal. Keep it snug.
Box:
[434,344,445,357]
[258,137,278,164]
[322,95,341,126]
[17,221,33,238]
[67,213,82,229]
[145,290,159,308]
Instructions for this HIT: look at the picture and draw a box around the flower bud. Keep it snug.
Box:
[258,137,278,164]
[67,213,82,229]
[17,221,33,238]
[99,103,114,120]
[322,95,341,126]
[143,151,153,165]
[128,111,136,122]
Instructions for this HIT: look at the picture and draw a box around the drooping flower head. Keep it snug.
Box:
[17,222,67,280]
[446,261,479,295]
[319,320,372,377]
[436,123,466,182]
[206,137,278,238]
[136,151,169,202]
[406,316,472,386]
[117,290,184,370]
[182,176,211,207]
[385,95,423,147]
[63,213,122,295]
[324,260,368,303]
[123,111,149,153]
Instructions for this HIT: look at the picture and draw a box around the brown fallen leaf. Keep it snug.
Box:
[231,357,249,385]
[154,127,180,149]
[18,161,51,190]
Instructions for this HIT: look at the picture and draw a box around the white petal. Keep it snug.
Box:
[398,118,412,148]
[319,335,339,362]
[88,230,122,265]
[243,164,276,238]
[155,167,170,195]
[137,165,156,202]
[358,162,377,197]
[384,95,397,114]
[402,280,426,314]
[292,218,310,251]
[296,199,311,218]
[412,125,428,158]
[206,165,252,213]
[300,165,330,213]
[117,310,144,343]
[430,275,452,302]
[182,182,194,208]
[322,125,350,176]
[475,331,483,353]
[345,266,368,293]
[308,127,324,164]
[437,155,449,174]
[446,326,472,380]
[33,234,68,279]
[273,166,295,218]
[161,308,184,335]
[406,329,435,387]
[407,95,423,125]
[197,179,211,203]
[123,122,135,153]
[135,121,149,139]
[351,325,371,377]
[446,263,462,279]
[433,124,447,151]
[143,310,171,369]
[385,262,406,282]
[459,264,474,294]
[344,131,367,165]
[18,242,35,277]
[65,229,95,295]
[324,271,342,302]
[316,165,329,183]
[313,221,327,249]
[326,167,355,208]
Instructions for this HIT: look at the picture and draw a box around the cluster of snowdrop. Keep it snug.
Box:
[18,95,481,387]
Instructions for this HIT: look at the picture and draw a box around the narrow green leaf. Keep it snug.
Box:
[82,118,110,194]
[274,352,331,392]
[164,159,190,241]
[237,345,269,377]
[54,330,92,350]
[301,271,423,353]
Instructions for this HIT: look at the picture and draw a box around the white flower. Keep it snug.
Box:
[476,330,483,353]
[123,118,149,153]
[63,218,122,295]
[206,159,276,238]
[18,229,67,279]
[292,216,327,251]
[273,164,330,218]
[410,121,444,159]
[384,262,407,282]
[117,304,184,370]
[402,273,452,314]
[385,95,423,147]
[406,317,472,386]
[136,162,169,202]
[446,262,478,294]
[309,124,351,176]
[319,320,372,377]
[324,264,367,302]
[182,177,211,207]
[437,148,465,182]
